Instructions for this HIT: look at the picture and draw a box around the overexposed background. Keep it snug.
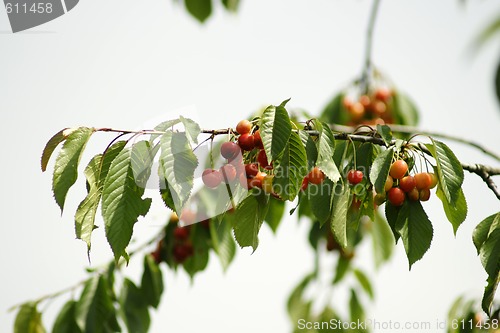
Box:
[1,0,500,332]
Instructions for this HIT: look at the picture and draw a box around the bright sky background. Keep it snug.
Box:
[1,1,500,332]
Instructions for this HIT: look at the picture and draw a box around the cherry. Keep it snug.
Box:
[300,177,309,191]
[384,175,394,192]
[180,209,196,225]
[238,133,255,151]
[261,175,274,194]
[408,188,420,201]
[236,120,252,135]
[253,130,264,149]
[202,169,222,188]
[359,95,371,108]
[389,160,408,180]
[173,243,194,263]
[399,175,416,193]
[387,187,405,206]
[220,164,237,183]
[173,226,190,241]
[343,97,353,109]
[374,88,392,102]
[429,173,438,189]
[347,170,364,185]
[257,149,272,169]
[349,102,365,121]
[419,188,431,201]
[244,163,259,178]
[308,167,325,185]
[220,142,240,159]
[414,173,432,190]
[249,171,266,189]
[372,100,387,115]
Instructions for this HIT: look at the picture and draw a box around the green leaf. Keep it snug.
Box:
[392,91,419,126]
[52,300,81,333]
[232,191,270,251]
[260,100,292,163]
[75,141,127,255]
[319,92,349,125]
[370,210,395,268]
[376,124,393,146]
[436,186,467,234]
[385,202,401,243]
[14,303,46,333]
[183,226,210,278]
[209,218,236,271]
[349,289,365,322]
[477,214,500,278]
[482,272,500,316]
[353,269,374,300]
[369,147,394,194]
[264,196,286,233]
[330,185,350,249]
[299,130,318,170]
[333,255,350,284]
[287,273,314,322]
[221,0,239,11]
[395,200,434,269]
[185,0,212,22]
[315,121,340,182]
[159,132,198,215]
[179,116,201,145]
[150,119,181,144]
[473,212,500,254]
[102,142,153,262]
[308,179,334,225]
[41,128,68,172]
[76,276,119,333]
[52,127,95,212]
[141,255,164,309]
[120,279,150,333]
[425,139,464,205]
[273,131,308,201]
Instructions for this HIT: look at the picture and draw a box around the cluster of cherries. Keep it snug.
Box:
[343,87,394,126]
[375,160,438,206]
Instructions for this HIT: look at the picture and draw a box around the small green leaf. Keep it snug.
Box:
[141,255,164,309]
[353,269,374,300]
[308,179,334,225]
[396,200,434,269]
[183,226,210,278]
[264,197,286,233]
[233,191,270,251]
[52,127,95,212]
[185,0,212,22]
[102,142,153,262]
[392,91,419,126]
[159,132,198,215]
[473,212,500,254]
[425,139,464,205]
[370,210,395,268]
[221,0,239,11]
[349,289,365,322]
[478,216,500,278]
[436,186,467,234]
[299,130,318,170]
[330,185,350,249]
[385,202,401,243]
[273,131,308,201]
[150,119,181,143]
[179,116,201,145]
[376,124,393,146]
[52,300,81,333]
[260,100,292,163]
[482,272,500,316]
[333,255,350,284]
[76,276,119,333]
[315,121,341,182]
[369,147,394,194]
[319,92,349,125]
[287,273,314,322]
[41,128,68,172]
[120,279,150,333]
[209,218,236,271]
[14,303,46,333]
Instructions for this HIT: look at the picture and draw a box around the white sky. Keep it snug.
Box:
[1,1,500,332]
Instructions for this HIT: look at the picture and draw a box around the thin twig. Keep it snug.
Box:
[360,0,383,94]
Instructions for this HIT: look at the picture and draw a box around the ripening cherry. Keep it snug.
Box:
[387,187,405,206]
[238,133,255,151]
[372,100,387,116]
[349,102,365,121]
[173,226,190,241]
[419,188,431,201]
[374,88,392,102]
[220,142,240,159]
[359,95,371,108]
[343,97,353,109]
[399,175,416,193]
[308,167,325,185]
[249,171,266,189]
[236,120,252,135]
[202,169,222,188]
[253,130,264,149]
[244,163,259,178]
[347,170,364,185]
[257,149,272,169]
[408,188,420,201]
[300,177,309,191]
[220,164,237,183]
[384,175,394,193]
[261,175,274,194]
[429,173,438,189]
[389,160,408,180]
[414,173,432,190]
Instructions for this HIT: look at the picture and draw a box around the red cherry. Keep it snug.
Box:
[236,120,252,135]
[389,160,408,180]
[347,170,364,185]
[399,175,416,193]
[300,177,309,191]
[244,163,259,178]
[173,226,190,241]
[220,164,237,183]
[173,243,194,263]
[419,188,431,201]
[220,142,240,159]
[180,209,196,225]
[202,169,222,188]
[374,88,392,102]
[408,188,420,201]
[308,167,325,185]
[238,133,255,151]
[253,130,263,149]
[257,149,272,169]
[387,187,405,206]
